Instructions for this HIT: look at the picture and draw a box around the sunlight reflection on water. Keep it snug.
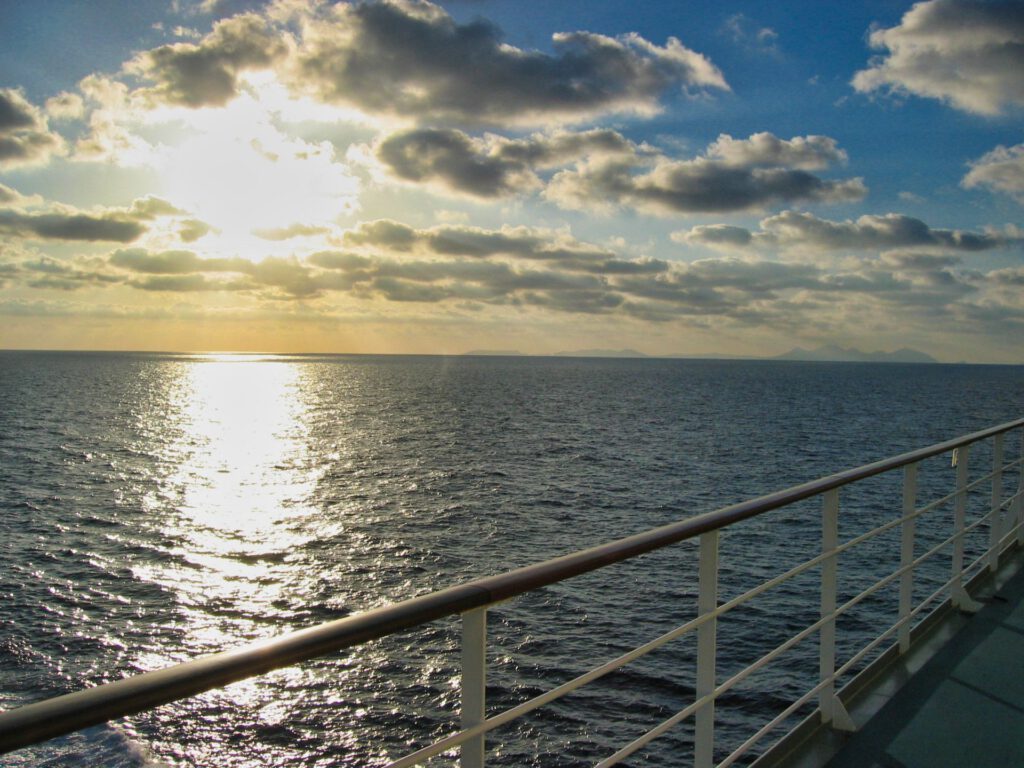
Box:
[133,358,323,656]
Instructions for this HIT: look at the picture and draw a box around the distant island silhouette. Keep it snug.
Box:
[462,344,940,363]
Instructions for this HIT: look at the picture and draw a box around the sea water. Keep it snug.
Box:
[1,351,1022,766]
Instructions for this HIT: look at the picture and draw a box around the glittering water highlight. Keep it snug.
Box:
[1,352,1021,766]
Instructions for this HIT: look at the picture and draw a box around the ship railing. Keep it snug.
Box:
[1,418,1023,766]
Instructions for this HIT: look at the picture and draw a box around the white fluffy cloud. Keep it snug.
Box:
[852,0,1024,115]
[963,143,1024,203]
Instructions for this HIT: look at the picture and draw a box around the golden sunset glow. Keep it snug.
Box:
[1,1,1022,361]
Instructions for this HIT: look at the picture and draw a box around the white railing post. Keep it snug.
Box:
[695,530,718,768]
[899,463,918,653]
[950,445,981,612]
[461,607,487,768]
[1017,430,1024,546]
[989,434,1004,571]
[819,489,854,731]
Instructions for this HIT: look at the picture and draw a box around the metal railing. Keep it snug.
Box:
[2,418,1024,766]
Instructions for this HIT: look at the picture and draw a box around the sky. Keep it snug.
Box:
[0,0,1022,361]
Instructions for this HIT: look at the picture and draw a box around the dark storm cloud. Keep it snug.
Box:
[127,13,288,107]
[0,88,65,169]
[294,0,728,125]
[853,0,1024,115]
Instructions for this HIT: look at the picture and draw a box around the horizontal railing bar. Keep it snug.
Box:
[915,487,960,516]
[595,690,713,767]
[727,556,973,765]
[389,464,1024,766]
[733,519,1024,768]
[962,470,997,495]
[712,512,997,760]
[719,676,833,768]
[711,515,957,715]
[388,607,717,766]
[2,418,1022,754]
[408,466,1024,765]
[834,566,963,680]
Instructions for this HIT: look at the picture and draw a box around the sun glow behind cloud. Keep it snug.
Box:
[157,85,360,258]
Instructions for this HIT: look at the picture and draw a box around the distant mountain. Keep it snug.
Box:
[664,352,759,360]
[461,350,524,356]
[774,344,938,363]
[553,348,649,358]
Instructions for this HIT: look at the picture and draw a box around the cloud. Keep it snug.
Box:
[20,256,122,291]
[342,219,418,250]
[376,128,541,198]
[129,273,233,292]
[252,222,331,240]
[852,0,1024,115]
[127,196,190,219]
[340,218,627,268]
[293,0,727,126]
[547,133,865,215]
[110,248,206,274]
[676,210,1013,252]
[673,224,753,249]
[0,192,202,244]
[0,88,66,169]
[375,127,639,198]
[722,13,779,54]
[963,143,1024,203]
[704,132,846,170]
[179,219,215,242]
[758,210,1011,251]
[126,13,289,107]
[0,183,45,209]
[0,209,146,243]
[107,247,323,297]
[2,216,1016,347]
[0,184,18,206]
[45,92,86,121]
[72,76,161,165]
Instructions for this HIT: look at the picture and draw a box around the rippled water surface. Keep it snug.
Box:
[1,352,1022,766]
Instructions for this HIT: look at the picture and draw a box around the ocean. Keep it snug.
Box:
[1,351,1022,767]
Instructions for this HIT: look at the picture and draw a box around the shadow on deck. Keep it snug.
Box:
[758,546,1024,768]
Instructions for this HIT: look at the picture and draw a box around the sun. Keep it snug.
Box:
[158,90,360,256]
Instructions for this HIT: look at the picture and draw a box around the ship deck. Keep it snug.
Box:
[761,546,1024,768]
